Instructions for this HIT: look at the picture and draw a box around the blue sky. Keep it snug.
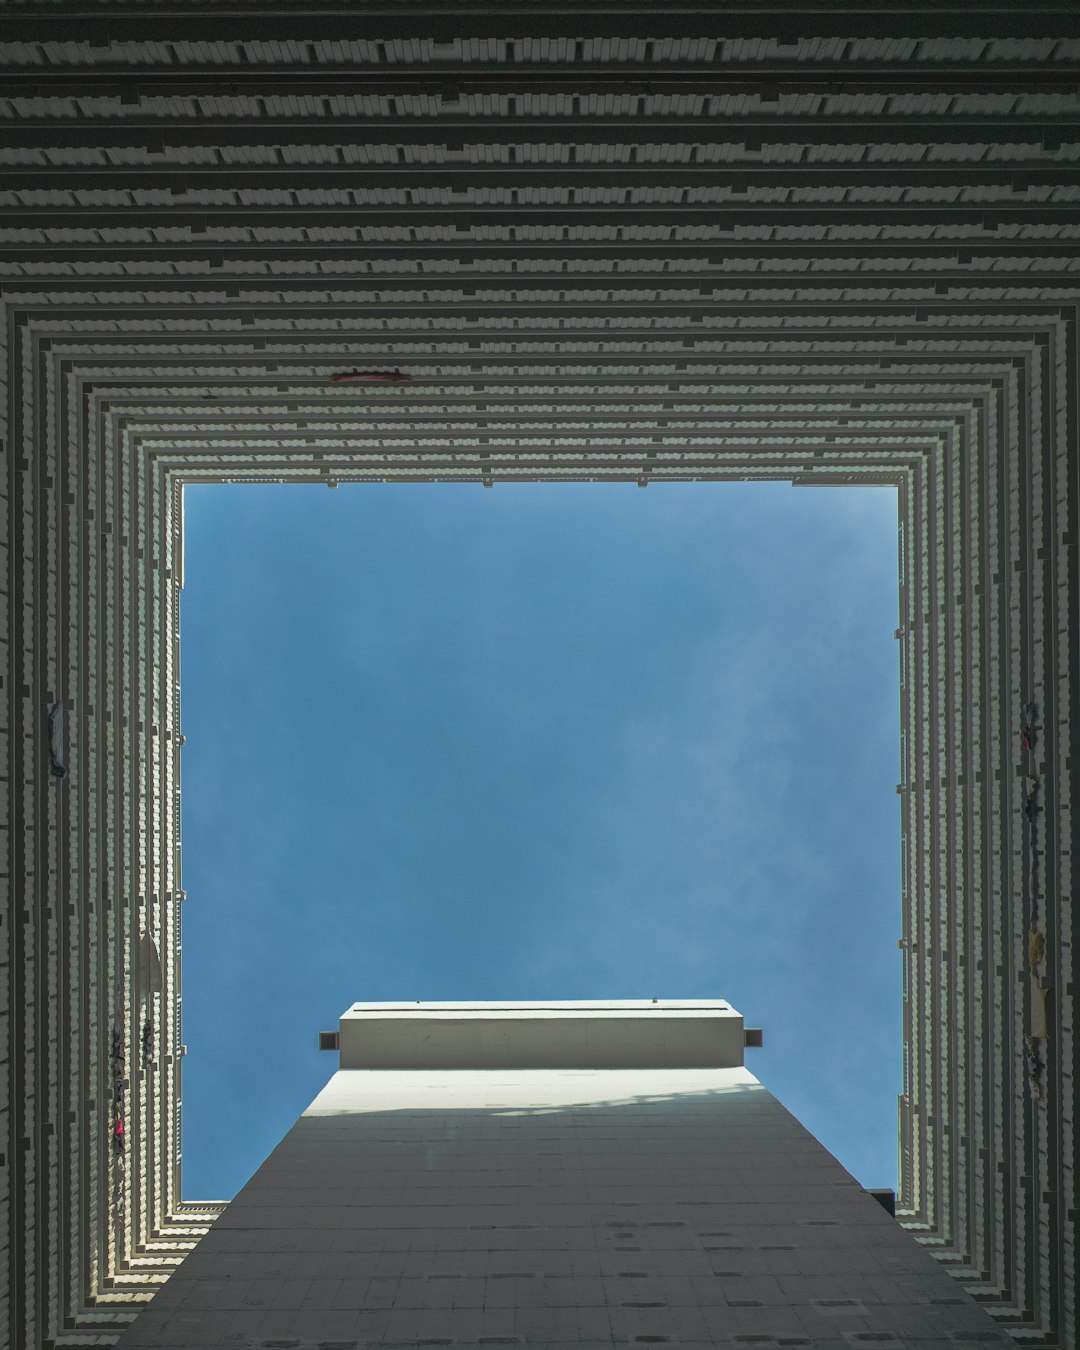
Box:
[179,480,901,1201]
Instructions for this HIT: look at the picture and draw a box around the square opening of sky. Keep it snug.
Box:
[178,480,900,1202]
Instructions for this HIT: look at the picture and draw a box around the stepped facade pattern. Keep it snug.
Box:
[1,4,1078,1346]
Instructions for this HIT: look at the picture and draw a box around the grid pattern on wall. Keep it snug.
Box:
[112,1066,1021,1350]
[0,3,1078,1347]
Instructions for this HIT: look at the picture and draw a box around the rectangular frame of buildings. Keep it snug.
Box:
[1,4,1078,1346]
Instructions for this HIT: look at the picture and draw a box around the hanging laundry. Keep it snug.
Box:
[48,703,66,778]
[330,369,412,384]
[1030,980,1050,1040]
[1020,701,1038,752]
[1028,930,1046,969]
[1023,1034,1044,1101]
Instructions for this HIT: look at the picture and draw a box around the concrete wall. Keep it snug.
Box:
[338,1000,747,1069]
[116,1068,1012,1349]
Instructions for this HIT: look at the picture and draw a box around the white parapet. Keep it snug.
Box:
[338,999,746,1070]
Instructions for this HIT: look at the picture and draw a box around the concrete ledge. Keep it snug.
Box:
[337,1000,746,1069]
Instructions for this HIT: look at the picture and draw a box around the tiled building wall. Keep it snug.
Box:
[116,1068,1013,1350]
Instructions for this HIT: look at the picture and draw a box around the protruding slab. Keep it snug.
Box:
[338,998,746,1069]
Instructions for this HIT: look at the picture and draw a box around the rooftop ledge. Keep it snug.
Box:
[330,999,757,1070]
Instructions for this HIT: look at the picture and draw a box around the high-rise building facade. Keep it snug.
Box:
[113,1001,1016,1349]
[1,3,1077,1347]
